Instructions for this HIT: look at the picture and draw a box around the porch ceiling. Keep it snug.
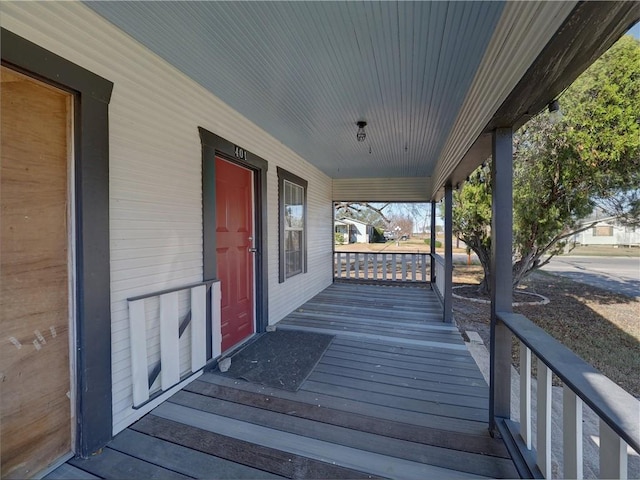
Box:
[84,1,638,199]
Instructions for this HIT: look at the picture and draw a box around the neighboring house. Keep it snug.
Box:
[572,214,640,247]
[1,1,636,478]
[335,218,374,244]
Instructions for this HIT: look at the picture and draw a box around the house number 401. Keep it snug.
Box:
[234,145,247,160]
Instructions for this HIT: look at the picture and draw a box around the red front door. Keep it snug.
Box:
[216,157,255,352]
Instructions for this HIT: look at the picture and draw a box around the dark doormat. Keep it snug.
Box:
[219,330,334,392]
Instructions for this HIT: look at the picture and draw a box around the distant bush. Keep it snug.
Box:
[335,232,345,244]
[424,238,442,248]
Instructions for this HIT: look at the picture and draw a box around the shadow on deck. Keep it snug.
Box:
[48,282,517,479]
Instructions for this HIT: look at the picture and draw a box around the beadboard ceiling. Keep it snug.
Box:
[84,1,636,195]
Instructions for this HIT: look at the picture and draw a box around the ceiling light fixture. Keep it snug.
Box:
[356,121,367,142]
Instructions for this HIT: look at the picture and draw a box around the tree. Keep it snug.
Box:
[334,202,430,234]
[388,214,414,238]
[453,35,640,294]
[334,202,390,228]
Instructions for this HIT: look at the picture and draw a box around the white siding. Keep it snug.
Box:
[1,1,333,434]
[268,163,334,326]
[332,177,431,202]
[576,225,640,247]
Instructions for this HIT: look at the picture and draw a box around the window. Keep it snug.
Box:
[278,167,307,282]
[592,225,613,237]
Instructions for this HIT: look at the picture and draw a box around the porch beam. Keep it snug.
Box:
[430,200,436,284]
[489,127,513,433]
[443,185,453,323]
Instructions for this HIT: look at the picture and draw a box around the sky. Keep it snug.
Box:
[630,22,639,39]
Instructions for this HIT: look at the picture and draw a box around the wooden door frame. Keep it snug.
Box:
[1,29,113,458]
[199,128,269,356]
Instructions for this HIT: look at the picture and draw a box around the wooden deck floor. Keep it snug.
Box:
[46,282,517,479]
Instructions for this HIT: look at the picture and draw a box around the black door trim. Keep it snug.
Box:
[1,28,114,457]
[199,128,269,348]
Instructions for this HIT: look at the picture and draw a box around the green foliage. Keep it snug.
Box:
[562,35,640,219]
[372,227,386,243]
[423,238,442,248]
[334,232,345,244]
[453,35,640,293]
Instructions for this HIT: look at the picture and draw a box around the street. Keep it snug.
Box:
[540,256,640,298]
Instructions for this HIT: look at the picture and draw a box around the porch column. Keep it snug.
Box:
[430,200,436,284]
[489,127,513,433]
[443,184,453,323]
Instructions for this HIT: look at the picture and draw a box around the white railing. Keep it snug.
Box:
[497,312,639,479]
[127,280,220,408]
[432,253,445,299]
[333,251,429,283]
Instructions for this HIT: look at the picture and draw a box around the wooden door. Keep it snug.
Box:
[216,157,255,352]
[1,67,73,478]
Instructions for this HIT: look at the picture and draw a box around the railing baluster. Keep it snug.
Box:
[411,253,417,280]
[392,253,397,281]
[498,312,639,480]
[211,281,222,358]
[363,253,369,280]
[129,299,149,407]
[373,253,379,280]
[520,343,532,449]
[354,253,360,278]
[536,359,552,478]
[600,420,628,480]
[190,285,207,372]
[382,253,387,280]
[401,253,407,281]
[127,280,218,411]
[332,251,429,284]
[160,292,180,390]
[563,386,583,479]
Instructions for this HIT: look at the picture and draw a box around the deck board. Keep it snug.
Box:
[48,282,517,479]
[199,372,490,434]
[182,380,508,457]
[313,363,488,397]
[132,415,375,479]
[167,390,515,478]
[108,429,283,479]
[321,348,485,378]
[152,402,485,480]
[69,447,191,479]
[43,463,100,480]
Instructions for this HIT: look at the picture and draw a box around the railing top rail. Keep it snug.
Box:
[431,252,445,265]
[127,279,219,303]
[498,311,640,453]
[333,251,430,255]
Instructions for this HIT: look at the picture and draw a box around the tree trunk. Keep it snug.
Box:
[463,236,492,295]
[477,274,491,295]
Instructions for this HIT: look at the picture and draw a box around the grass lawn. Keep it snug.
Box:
[452,265,640,397]
[334,237,468,254]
